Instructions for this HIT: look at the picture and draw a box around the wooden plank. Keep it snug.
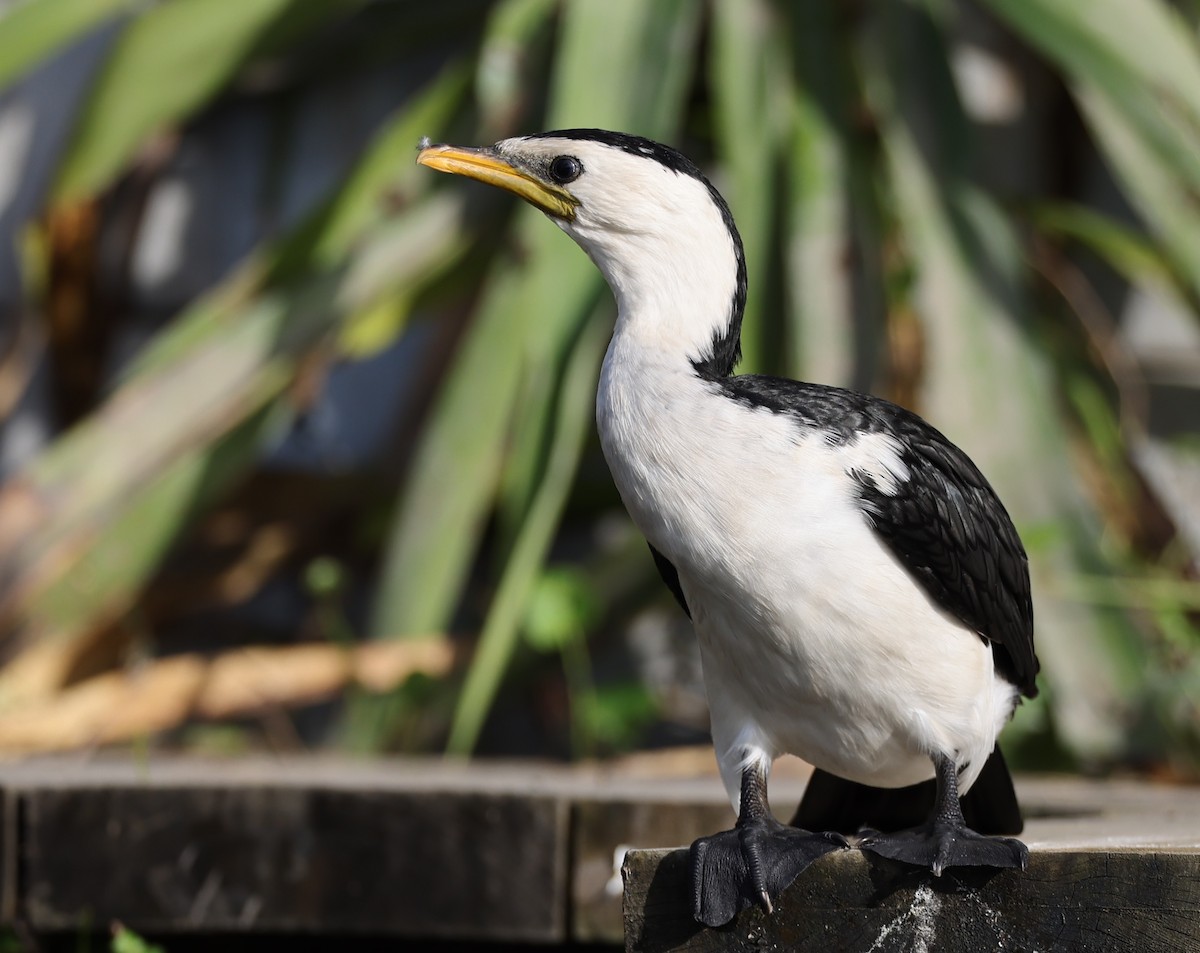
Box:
[0,755,1197,949]
[0,788,14,922]
[623,847,1200,953]
[14,762,570,942]
[622,775,1200,951]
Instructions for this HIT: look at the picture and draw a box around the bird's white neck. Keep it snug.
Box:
[558,180,744,376]
[589,182,746,569]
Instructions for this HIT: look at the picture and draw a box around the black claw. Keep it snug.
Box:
[689,819,846,927]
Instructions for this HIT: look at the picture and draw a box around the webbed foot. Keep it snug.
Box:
[689,818,846,927]
[859,821,1028,876]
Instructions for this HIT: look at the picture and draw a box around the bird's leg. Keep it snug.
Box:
[689,759,847,927]
[858,754,1028,875]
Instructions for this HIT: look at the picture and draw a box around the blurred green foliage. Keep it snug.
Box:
[0,0,1197,772]
[110,924,166,953]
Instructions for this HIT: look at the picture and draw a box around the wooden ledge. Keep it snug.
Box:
[0,755,1194,948]
[622,847,1200,953]
[623,778,1200,953]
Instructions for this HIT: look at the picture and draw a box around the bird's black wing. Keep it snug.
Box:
[853,412,1038,696]
[650,544,692,619]
[717,375,1039,697]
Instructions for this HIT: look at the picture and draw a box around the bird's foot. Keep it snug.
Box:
[858,821,1028,877]
[689,818,847,927]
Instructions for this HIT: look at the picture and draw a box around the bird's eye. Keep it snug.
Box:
[549,155,582,183]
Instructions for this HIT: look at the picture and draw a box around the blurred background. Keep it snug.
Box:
[0,0,1198,780]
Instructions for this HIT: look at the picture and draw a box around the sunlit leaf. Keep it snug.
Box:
[432,0,705,751]
[338,290,414,358]
[119,63,471,383]
[2,195,467,651]
[1031,204,1176,290]
[111,924,166,953]
[54,0,326,201]
[371,0,703,644]
[476,0,558,135]
[781,1,857,385]
[26,406,275,645]
[0,0,134,93]
[710,0,788,373]
[982,0,1200,125]
[1076,88,1200,299]
[495,0,703,532]
[445,314,608,754]
[273,60,472,278]
[522,567,599,653]
[981,0,1200,296]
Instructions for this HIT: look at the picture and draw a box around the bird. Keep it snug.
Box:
[417,129,1039,928]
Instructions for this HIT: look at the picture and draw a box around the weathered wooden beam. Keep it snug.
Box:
[0,751,764,945]
[622,777,1200,953]
[0,755,1196,950]
[623,847,1200,952]
[22,778,569,942]
[7,757,576,943]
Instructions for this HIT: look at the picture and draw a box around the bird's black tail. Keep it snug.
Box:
[789,746,1023,836]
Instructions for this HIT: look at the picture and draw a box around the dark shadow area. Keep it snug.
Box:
[631,850,704,953]
[34,933,621,953]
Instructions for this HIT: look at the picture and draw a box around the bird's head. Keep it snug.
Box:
[418,129,746,376]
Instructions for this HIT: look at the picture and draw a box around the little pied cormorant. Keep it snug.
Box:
[417,129,1039,928]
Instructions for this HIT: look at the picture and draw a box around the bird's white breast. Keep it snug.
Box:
[596,334,1016,803]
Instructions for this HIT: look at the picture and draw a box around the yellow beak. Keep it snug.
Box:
[417,143,578,220]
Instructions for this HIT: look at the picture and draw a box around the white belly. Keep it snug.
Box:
[681,533,1007,792]
[596,343,1017,805]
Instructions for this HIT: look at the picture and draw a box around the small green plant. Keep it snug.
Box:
[110,924,165,953]
[524,567,604,756]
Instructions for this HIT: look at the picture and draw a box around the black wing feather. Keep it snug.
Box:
[855,425,1038,696]
[649,543,691,619]
[717,375,1039,698]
